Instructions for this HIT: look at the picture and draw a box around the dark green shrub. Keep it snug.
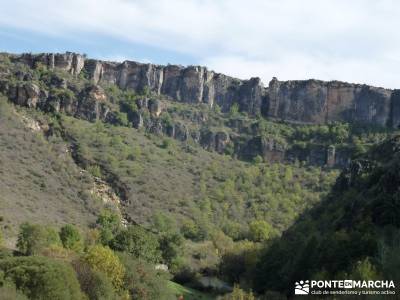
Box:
[159,232,183,265]
[117,253,174,300]
[60,224,83,252]
[16,223,61,255]
[72,259,117,300]
[111,226,161,263]
[0,256,83,300]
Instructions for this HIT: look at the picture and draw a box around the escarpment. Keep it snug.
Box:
[8,52,400,127]
[10,52,266,116]
[267,77,393,126]
[1,52,400,168]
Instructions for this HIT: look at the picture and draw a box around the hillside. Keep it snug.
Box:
[254,136,400,296]
[1,51,396,238]
[0,98,104,245]
[0,52,400,299]
[1,52,397,168]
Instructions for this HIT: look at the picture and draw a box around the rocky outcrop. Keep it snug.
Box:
[3,52,399,168]
[15,82,41,108]
[13,52,85,76]
[9,52,400,128]
[267,78,393,126]
[10,52,267,117]
[200,130,230,154]
[3,79,111,122]
[75,85,111,122]
[390,90,400,128]
[89,60,267,115]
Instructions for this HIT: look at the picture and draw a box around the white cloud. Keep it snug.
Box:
[1,0,400,88]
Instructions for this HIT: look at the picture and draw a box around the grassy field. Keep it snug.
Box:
[168,281,216,300]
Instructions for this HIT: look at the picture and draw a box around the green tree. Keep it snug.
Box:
[248,220,273,242]
[181,219,199,240]
[97,209,121,231]
[159,232,183,265]
[111,226,161,263]
[221,285,255,300]
[85,245,125,290]
[96,209,121,246]
[59,224,83,252]
[0,256,83,300]
[229,103,240,117]
[114,111,129,126]
[151,211,177,233]
[118,253,174,300]
[72,260,117,300]
[350,258,379,280]
[253,155,263,164]
[16,223,61,255]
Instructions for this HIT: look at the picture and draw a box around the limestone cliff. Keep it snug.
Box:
[2,52,399,168]
[11,52,266,116]
[9,52,400,128]
[267,77,393,126]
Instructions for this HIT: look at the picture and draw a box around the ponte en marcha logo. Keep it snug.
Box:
[295,280,396,296]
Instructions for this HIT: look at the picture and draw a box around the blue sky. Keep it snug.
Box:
[1,0,400,88]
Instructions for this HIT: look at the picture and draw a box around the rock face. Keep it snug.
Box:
[390,90,400,128]
[267,78,393,126]
[92,61,267,116]
[15,52,85,76]
[16,83,41,108]
[4,52,400,168]
[75,85,111,122]
[200,130,230,154]
[9,52,400,127]
[11,53,268,117]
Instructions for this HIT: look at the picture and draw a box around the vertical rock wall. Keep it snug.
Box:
[10,52,399,127]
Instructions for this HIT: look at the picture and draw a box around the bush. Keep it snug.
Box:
[118,253,174,300]
[96,209,121,245]
[60,224,83,252]
[229,103,240,117]
[16,223,61,255]
[221,285,255,300]
[253,155,263,164]
[248,220,273,242]
[111,225,161,263]
[159,232,184,265]
[113,111,129,127]
[181,219,199,240]
[84,245,125,290]
[72,260,117,300]
[0,256,83,300]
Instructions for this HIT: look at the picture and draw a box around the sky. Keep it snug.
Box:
[1,0,400,88]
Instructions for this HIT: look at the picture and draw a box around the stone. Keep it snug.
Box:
[75,85,110,121]
[266,78,392,126]
[148,99,163,117]
[12,52,399,127]
[15,52,85,76]
[200,130,230,153]
[131,112,143,129]
[390,90,400,128]
[16,83,41,108]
